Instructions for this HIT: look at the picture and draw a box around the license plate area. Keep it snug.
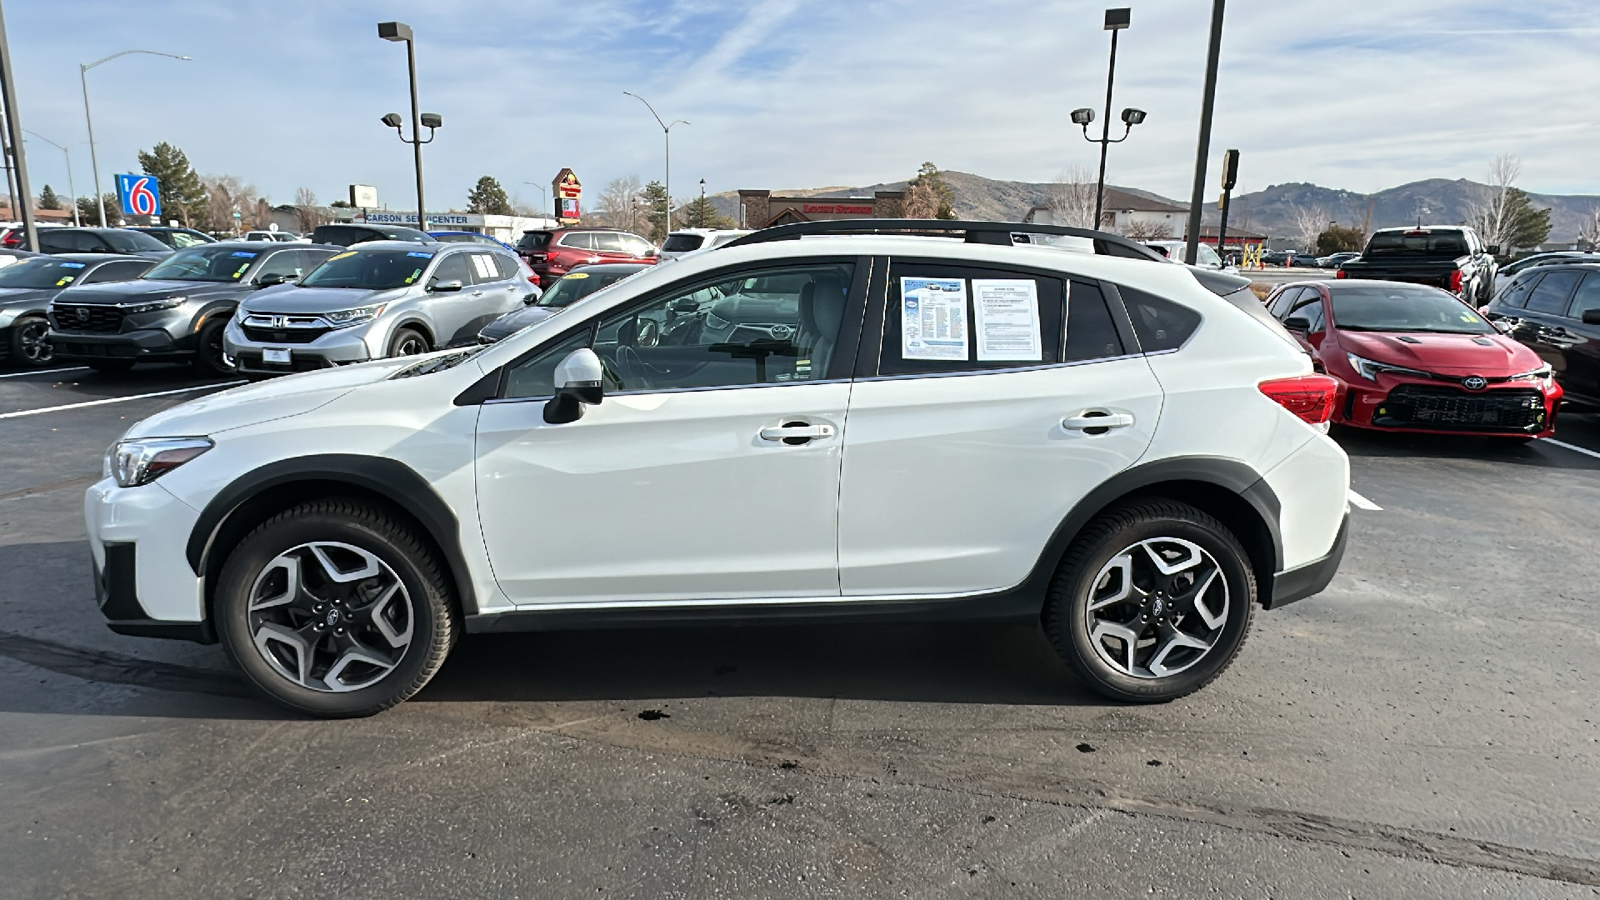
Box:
[263,347,291,364]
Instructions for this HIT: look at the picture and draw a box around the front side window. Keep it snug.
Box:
[1524,270,1582,315]
[428,253,473,288]
[1566,272,1600,320]
[1268,286,1306,318]
[1288,295,1327,332]
[592,233,625,253]
[143,246,263,282]
[254,250,307,281]
[1494,275,1536,309]
[879,262,1064,376]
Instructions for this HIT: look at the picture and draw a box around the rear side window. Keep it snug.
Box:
[592,233,624,252]
[492,253,522,281]
[559,232,595,250]
[1062,282,1125,362]
[878,262,1063,377]
[621,235,655,256]
[1119,286,1202,353]
[1525,270,1581,314]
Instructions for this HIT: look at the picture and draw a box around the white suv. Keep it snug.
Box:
[89,221,1350,717]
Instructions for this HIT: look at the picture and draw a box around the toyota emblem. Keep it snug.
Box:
[1462,376,1487,391]
[75,307,89,323]
[770,324,794,340]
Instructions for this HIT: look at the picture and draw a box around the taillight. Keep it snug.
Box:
[1259,374,1339,425]
[1448,269,1464,293]
[1334,268,1347,279]
[0,232,18,248]
[527,272,541,286]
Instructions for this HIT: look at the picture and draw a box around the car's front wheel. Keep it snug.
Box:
[1045,499,1255,702]
[215,500,458,717]
[8,315,53,366]
[192,317,236,376]
[388,327,429,358]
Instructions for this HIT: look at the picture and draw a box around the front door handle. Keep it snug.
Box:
[759,423,836,444]
[1062,411,1135,432]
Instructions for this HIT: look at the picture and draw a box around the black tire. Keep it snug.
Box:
[387,327,429,358]
[1044,499,1256,703]
[86,359,134,374]
[191,316,236,376]
[8,315,53,367]
[214,500,459,718]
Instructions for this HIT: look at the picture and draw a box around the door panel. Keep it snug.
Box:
[475,383,851,605]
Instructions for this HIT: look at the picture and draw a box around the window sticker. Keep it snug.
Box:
[972,279,1043,361]
[56,276,73,286]
[404,267,423,285]
[232,263,251,278]
[328,251,355,261]
[60,262,87,269]
[470,255,496,279]
[900,277,968,361]
[230,251,258,258]
[406,251,434,258]
[565,272,589,280]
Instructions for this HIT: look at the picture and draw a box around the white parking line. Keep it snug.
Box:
[1545,439,1600,461]
[0,382,243,420]
[1347,490,1382,511]
[0,366,90,380]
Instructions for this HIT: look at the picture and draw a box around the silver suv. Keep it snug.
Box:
[225,241,536,376]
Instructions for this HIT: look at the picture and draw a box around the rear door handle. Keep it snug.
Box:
[759,423,836,443]
[1062,411,1134,431]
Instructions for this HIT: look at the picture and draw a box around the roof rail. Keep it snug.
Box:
[721,218,1165,261]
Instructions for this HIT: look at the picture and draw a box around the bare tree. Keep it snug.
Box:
[901,180,939,219]
[1579,204,1600,251]
[1466,153,1521,250]
[1124,219,1175,240]
[1288,201,1330,252]
[1045,165,1097,228]
[591,175,644,231]
[293,186,323,232]
[202,174,259,235]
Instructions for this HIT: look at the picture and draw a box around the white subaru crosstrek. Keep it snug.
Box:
[89,221,1350,717]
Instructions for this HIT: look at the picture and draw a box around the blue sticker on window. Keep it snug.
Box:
[59,262,87,268]
[230,251,259,258]
[405,251,434,258]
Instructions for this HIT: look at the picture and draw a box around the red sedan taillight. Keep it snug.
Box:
[1448,269,1464,294]
[1259,374,1339,425]
[1334,268,1347,279]
[0,231,19,248]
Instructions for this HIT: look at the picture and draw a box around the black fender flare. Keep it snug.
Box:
[186,454,478,614]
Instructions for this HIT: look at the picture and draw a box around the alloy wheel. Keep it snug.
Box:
[246,541,414,693]
[17,319,52,365]
[395,336,426,356]
[1084,536,1229,679]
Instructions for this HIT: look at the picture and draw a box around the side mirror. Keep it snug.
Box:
[256,273,293,287]
[1487,245,1501,256]
[543,347,604,425]
[429,278,464,293]
[1283,316,1311,333]
[1584,309,1600,326]
[669,298,699,314]
[523,291,541,305]
[645,248,659,258]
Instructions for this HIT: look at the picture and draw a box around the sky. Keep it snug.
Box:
[9,0,1600,215]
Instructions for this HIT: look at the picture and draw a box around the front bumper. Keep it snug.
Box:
[226,320,375,376]
[51,328,198,362]
[1336,377,1561,437]
[86,478,213,642]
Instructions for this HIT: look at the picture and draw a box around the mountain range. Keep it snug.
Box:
[704,171,1600,242]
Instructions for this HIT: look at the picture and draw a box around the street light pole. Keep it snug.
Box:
[1183,0,1227,266]
[623,92,688,235]
[22,129,78,226]
[522,181,547,216]
[378,22,430,231]
[0,0,33,249]
[77,49,191,228]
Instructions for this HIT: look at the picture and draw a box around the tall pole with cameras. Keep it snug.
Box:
[623,92,688,235]
[1072,9,1144,231]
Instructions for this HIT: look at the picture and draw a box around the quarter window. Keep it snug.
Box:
[1525,270,1581,314]
[878,263,1064,376]
[1119,286,1203,352]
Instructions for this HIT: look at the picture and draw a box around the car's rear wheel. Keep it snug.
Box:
[86,360,134,374]
[388,327,429,358]
[215,500,458,717]
[8,315,53,366]
[1045,499,1255,702]
[192,317,236,376]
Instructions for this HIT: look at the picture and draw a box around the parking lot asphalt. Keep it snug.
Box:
[1,364,1597,898]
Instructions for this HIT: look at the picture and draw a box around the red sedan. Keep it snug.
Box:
[1263,280,1562,439]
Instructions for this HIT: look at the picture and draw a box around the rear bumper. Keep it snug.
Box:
[1266,511,1348,609]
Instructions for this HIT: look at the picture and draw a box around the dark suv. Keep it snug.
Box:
[514,227,657,285]
[48,241,340,375]
[1483,262,1600,407]
[311,223,432,247]
[6,227,173,258]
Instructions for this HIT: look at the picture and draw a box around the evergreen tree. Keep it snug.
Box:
[1502,188,1552,250]
[640,180,669,241]
[76,191,122,225]
[137,142,207,225]
[38,184,60,210]
[682,194,734,229]
[466,176,512,215]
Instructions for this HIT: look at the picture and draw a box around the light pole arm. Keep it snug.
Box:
[82,49,190,71]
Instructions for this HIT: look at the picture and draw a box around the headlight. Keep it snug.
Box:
[1345,352,1427,382]
[105,437,213,488]
[123,297,186,315]
[323,303,386,327]
[1508,363,1553,383]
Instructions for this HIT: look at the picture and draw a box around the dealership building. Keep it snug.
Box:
[736,189,906,228]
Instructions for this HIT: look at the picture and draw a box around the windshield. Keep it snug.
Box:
[100,230,171,253]
[1365,232,1469,256]
[1329,284,1495,334]
[517,231,552,251]
[661,234,704,253]
[300,248,435,289]
[536,269,636,308]
[142,246,262,282]
[0,258,94,289]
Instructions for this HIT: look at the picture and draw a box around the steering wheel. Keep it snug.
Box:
[613,345,656,391]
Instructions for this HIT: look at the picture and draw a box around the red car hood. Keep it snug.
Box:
[1337,330,1541,377]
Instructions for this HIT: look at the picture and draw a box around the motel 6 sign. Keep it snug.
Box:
[116,174,162,218]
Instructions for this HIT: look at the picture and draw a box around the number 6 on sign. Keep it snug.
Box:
[116,174,162,218]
